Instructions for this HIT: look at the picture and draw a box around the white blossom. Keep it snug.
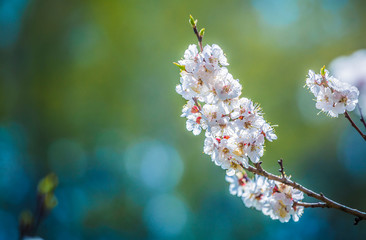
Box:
[225,172,247,197]
[181,100,207,135]
[178,44,199,73]
[202,44,229,71]
[259,121,277,142]
[245,133,265,163]
[306,67,359,117]
[262,183,304,223]
[242,175,274,211]
[330,49,366,112]
[214,68,242,100]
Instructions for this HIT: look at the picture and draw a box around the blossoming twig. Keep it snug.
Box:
[189,15,204,52]
[175,15,366,224]
[19,173,58,239]
[240,162,366,225]
[306,67,366,142]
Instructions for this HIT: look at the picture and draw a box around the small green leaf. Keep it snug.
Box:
[320,65,326,76]
[199,28,205,37]
[173,62,185,71]
[189,15,197,27]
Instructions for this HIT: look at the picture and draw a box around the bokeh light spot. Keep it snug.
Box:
[251,0,299,28]
[143,194,187,238]
[338,128,366,178]
[48,139,88,181]
[124,140,184,192]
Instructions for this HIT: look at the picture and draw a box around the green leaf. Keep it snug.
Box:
[189,15,197,27]
[173,62,185,71]
[321,65,326,76]
[199,28,205,37]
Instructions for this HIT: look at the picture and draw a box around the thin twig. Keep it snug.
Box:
[240,162,366,225]
[344,111,366,141]
[278,159,285,179]
[355,217,362,225]
[189,16,203,52]
[357,105,366,130]
[32,194,45,235]
[192,26,203,52]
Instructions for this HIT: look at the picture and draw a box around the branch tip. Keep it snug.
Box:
[354,217,362,225]
[278,159,285,178]
[189,15,197,27]
[189,15,203,52]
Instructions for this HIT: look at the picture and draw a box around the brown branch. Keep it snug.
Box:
[278,159,285,178]
[192,26,203,52]
[189,15,203,52]
[344,111,366,141]
[294,201,328,208]
[240,163,366,225]
[357,105,366,130]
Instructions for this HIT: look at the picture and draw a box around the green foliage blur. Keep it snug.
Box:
[1,0,366,239]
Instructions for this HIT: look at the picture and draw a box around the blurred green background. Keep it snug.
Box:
[1,0,366,239]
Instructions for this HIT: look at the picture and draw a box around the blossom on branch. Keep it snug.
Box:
[306,66,359,117]
[330,50,366,112]
[225,173,304,222]
[175,40,306,222]
[176,15,366,224]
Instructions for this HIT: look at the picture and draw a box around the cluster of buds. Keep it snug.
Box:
[175,16,303,222]
[19,173,58,239]
[306,66,359,117]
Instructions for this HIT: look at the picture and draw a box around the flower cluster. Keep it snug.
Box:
[177,44,276,172]
[176,43,303,222]
[306,67,359,117]
[330,49,366,112]
[226,173,304,222]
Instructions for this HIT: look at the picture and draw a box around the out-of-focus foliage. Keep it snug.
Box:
[0,0,366,239]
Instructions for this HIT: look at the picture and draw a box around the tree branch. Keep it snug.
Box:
[240,162,366,225]
[357,105,366,130]
[294,201,328,208]
[344,111,366,141]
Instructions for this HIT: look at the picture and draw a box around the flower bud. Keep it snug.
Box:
[19,210,33,237]
[199,28,205,37]
[44,193,58,210]
[189,15,197,27]
[37,173,58,194]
